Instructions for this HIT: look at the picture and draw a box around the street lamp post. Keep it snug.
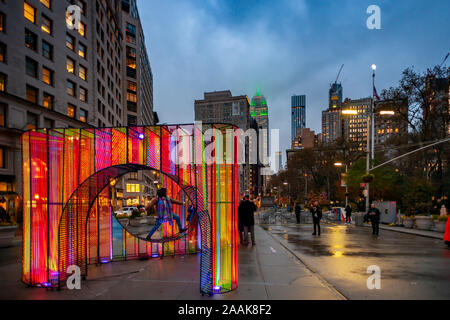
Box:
[371,64,376,160]
[304,173,308,205]
[367,64,376,212]
[283,182,290,205]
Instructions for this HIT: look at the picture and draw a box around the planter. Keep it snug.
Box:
[0,225,18,248]
[433,221,447,233]
[147,216,156,225]
[129,218,143,227]
[403,218,415,229]
[415,216,432,230]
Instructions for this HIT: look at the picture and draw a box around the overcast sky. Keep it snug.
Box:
[137,0,450,165]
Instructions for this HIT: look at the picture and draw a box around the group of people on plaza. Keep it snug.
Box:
[291,200,380,237]
[143,187,449,247]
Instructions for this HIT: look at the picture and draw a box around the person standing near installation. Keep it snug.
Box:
[310,201,322,236]
[367,203,381,236]
[239,195,257,246]
[145,188,187,240]
[295,202,302,224]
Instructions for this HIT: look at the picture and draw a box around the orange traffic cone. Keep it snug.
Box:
[444,217,450,246]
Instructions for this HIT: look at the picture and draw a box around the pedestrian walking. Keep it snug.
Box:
[310,201,322,236]
[239,195,257,246]
[345,204,352,224]
[367,203,381,236]
[295,202,302,224]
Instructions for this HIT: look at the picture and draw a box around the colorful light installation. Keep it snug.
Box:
[21,124,239,295]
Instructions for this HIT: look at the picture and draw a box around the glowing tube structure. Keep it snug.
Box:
[21,124,239,295]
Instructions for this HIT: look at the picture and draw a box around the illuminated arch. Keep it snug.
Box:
[21,124,239,295]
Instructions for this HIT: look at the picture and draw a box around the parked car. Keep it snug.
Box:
[115,207,139,217]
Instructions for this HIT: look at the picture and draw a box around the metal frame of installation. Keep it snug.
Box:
[21,124,239,295]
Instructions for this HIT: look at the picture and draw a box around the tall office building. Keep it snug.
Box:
[321,83,343,144]
[329,83,343,110]
[341,97,372,151]
[291,95,306,142]
[322,109,342,144]
[275,151,282,173]
[0,0,156,217]
[194,90,253,195]
[250,89,269,195]
[119,0,157,207]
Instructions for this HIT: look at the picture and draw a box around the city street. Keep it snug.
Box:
[264,222,450,300]
[0,226,341,300]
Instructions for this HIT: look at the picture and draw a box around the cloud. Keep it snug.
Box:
[137,0,450,165]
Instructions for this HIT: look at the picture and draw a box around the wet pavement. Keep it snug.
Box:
[264,222,450,300]
[0,227,340,300]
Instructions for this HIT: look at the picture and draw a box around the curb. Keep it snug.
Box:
[324,220,443,240]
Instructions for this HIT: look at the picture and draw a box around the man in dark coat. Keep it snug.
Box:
[345,205,352,224]
[367,203,381,236]
[295,202,302,224]
[238,195,257,246]
[310,201,322,236]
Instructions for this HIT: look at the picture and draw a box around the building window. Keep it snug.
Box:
[127,92,137,103]
[127,80,137,92]
[40,0,51,9]
[127,114,137,126]
[128,172,138,180]
[25,57,38,78]
[66,80,75,96]
[0,147,5,168]
[0,104,6,127]
[25,29,38,51]
[26,85,38,104]
[42,66,53,86]
[66,34,75,51]
[0,12,5,33]
[79,87,87,102]
[78,22,86,37]
[0,73,6,92]
[41,15,52,34]
[126,184,140,193]
[125,23,136,44]
[67,104,76,118]
[26,111,38,130]
[79,108,87,122]
[66,57,75,74]
[78,43,87,59]
[79,65,87,81]
[42,40,52,60]
[0,42,5,63]
[24,2,36,24]
[43,93,53,109]
[43,117,54,128]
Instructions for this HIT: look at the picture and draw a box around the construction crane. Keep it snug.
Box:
[333,64,344,86]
